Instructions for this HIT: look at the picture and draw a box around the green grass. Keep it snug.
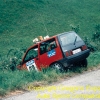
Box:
[0,0,100,56]
[0,51,100,96]
[88,51,100,67]
[0,0,100,97]
[0,68,63,96]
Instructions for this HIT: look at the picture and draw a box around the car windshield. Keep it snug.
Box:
[24,46,38,62]
[59,32,82,46]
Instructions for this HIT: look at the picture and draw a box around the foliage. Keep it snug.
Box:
[70,25,80,33]
[0,48,26,71]
[0,0,100,97]
[90,24,100,50]
[88,52,100,67]
[0,68,61,96]
[0,50,100,96]
[0,0,100,56]
[83,37,97,52]
[92,24,100,41]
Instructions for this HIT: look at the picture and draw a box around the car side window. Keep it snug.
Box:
[40,38,57,55]
[24,45,38,62]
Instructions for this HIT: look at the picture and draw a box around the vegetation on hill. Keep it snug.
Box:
[0,0,100,56]
[0,0,100,96]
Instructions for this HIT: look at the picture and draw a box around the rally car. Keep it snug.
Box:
[17,31,90,71]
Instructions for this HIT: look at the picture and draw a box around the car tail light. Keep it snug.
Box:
[82,45,87,50]
[69,50,73,55]
[66,50,73,57]
[66,51,69,57]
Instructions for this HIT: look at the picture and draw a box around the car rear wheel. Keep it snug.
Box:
[51,62,64,72]
[80,59,87,67]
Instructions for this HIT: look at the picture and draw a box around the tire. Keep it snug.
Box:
[51,62,64,72]
[80,59,87,67]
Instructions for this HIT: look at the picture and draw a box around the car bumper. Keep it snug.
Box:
[59,49,90,66]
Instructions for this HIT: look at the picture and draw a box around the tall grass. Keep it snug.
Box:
[0,51,100,96]
[0,68,63,96]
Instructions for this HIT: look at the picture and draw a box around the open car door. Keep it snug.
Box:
[21,45,40,71]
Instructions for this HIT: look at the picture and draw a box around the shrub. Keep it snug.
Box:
[0,48,26,71]
[92,24,100,41]
[70,24,80,33]
[83,37,97,52]
[90,24,100,51]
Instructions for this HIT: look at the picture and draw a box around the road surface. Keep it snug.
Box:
[2,69,100,100]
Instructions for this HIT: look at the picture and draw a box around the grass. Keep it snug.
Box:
[0,0,100,97]
[0,51,100,96]
[0,0,100,56]
[88,51,100,67]
[0,69,62,96]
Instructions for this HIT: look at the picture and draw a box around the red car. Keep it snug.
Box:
[17,31,90,71]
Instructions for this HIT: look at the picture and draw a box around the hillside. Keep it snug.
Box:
[0,0,100,56]
[0,0,100,96]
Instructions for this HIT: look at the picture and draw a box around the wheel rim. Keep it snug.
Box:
[53,63,61,70]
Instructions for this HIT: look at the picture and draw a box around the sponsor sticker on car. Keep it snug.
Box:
[47,49,56,57]
[26,59,37,71]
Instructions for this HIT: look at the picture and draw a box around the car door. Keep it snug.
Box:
[21,45,40,71]
[39,38,63,68]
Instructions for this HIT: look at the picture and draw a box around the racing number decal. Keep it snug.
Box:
[47,49,56,57]
[26,59,37,71]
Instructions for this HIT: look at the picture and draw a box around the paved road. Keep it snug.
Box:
[2,69,100,100]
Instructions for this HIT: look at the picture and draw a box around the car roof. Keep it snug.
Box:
[27,31,76,50]
[28,35,57,50]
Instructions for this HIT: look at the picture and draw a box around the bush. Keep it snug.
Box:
[0,48,26,71]
[70,24,80,33]
[92,24,100,41]
[90,24,100,51]
[83,37,97,52]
